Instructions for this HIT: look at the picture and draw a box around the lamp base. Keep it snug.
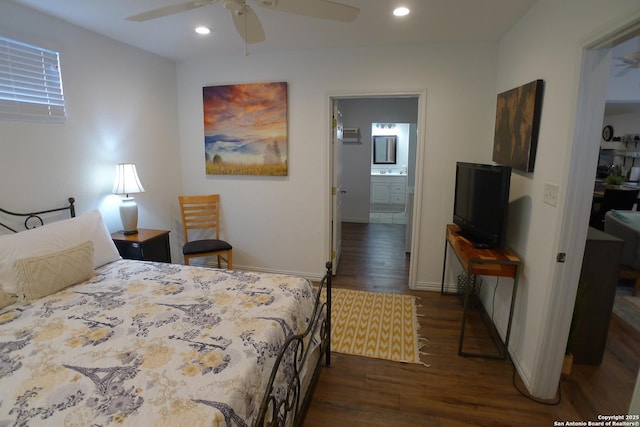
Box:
[122,229,139,235]
[119,196,139,235]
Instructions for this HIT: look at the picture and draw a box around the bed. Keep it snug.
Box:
[0,198,331,427]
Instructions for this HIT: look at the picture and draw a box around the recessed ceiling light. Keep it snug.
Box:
[195,26,211,35]
[393,7,410,17]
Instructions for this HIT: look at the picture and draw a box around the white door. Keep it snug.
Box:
[331,101,344,275]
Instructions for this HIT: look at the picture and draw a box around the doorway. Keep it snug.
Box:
[540,19,640,399]
[328,91,426,289]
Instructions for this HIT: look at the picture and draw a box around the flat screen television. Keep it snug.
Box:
[453,162,512,249]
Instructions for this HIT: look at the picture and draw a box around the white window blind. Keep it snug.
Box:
[0,36,66,123]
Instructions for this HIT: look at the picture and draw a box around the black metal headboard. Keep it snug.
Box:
[0,197,76,233]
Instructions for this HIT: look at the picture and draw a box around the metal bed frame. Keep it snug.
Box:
[0,197,76,233]
[0,197,331,427]
[257,261,332,426]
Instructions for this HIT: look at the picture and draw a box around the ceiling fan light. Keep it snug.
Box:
[195,26,211,35]
[393,7,410,17]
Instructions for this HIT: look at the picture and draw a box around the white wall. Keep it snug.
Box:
[494,0,640,398]
[176,44,498,279]
[603,112,640,140]
[0,3,182,257]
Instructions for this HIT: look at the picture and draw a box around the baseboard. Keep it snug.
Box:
[414,280,453,292]
[342,216,369,223]
[188,258,325,282]
[231,264,325,282]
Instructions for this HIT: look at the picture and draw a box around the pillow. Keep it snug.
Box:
[0,209,121,295]
[0,288,17,310]
[15,241,95,301]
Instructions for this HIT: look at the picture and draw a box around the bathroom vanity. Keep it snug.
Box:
[370,173,407,206]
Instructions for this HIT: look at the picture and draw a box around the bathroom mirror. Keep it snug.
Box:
[373,135,397,164]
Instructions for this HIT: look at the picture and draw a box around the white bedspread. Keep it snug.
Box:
[0,260,318,427]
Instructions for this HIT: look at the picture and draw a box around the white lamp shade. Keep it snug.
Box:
[112,163,145,195]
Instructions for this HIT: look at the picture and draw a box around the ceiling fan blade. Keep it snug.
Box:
[126,0,217,22]
[226,2,266,44]
[253,0,359,22]
[615,68,631,78]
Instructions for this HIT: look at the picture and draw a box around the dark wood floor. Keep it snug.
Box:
[305,222,640,426]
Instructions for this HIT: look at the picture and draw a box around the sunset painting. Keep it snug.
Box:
[203,82,288,176]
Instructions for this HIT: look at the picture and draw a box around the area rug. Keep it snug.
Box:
[330,287,428,365]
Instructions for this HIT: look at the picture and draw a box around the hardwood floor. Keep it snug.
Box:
[305,222,640,426]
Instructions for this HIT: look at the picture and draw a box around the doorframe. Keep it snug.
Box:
[325,88,427,288]
[533,16,640,398]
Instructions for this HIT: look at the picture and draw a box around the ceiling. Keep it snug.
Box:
[11,0,538,62]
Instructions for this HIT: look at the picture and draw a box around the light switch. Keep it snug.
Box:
[543,182,559,207]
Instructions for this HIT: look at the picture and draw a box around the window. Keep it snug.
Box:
[0,36,66,123]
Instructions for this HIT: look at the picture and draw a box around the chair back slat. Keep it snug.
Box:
[179,195,221,243]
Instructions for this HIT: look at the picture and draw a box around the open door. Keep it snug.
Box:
[331,100,344,275]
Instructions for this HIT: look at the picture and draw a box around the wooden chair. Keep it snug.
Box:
[178,194,233,269]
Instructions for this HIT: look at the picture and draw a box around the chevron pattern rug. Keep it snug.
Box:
[330,288,427,365]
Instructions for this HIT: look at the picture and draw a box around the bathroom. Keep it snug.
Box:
[369,123,412,225]
[338,97,418,225]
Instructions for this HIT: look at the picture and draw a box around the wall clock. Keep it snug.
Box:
[602,125,614,142]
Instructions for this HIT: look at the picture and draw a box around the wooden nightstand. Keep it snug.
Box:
[111,229,171,263]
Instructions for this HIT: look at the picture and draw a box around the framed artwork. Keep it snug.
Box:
[492,79,544,173]
[203,82,288,176]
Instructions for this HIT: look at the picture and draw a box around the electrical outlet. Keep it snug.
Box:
[543,182,559,207]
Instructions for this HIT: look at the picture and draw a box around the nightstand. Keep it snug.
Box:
[111,229,171,263]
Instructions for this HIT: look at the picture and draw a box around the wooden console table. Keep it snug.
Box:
[441,224,521,359]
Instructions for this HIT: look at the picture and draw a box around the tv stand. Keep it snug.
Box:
[472,242,492,249]
[456,230,494,249]
[441,224,521,359]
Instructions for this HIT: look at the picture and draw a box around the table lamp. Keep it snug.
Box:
[112,163,145,234]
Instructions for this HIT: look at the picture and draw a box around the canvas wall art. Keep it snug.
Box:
[492,79,544,173]
[203,82,288,176]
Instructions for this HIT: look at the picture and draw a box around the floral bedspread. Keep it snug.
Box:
[0,260,319,427]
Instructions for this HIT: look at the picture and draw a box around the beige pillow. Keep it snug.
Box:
[0,288,17,309]
[0,209,120,296]
[15,241,95,301]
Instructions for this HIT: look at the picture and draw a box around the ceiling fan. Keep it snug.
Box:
[126,0,360,45]
[615,51,640,77]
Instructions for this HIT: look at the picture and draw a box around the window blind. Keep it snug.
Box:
[0,36,66,123]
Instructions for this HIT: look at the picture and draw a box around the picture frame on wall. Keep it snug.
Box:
[492,79,545,173]
[203,82,288,176]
